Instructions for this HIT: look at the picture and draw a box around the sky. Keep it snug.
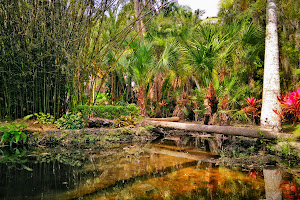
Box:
[177,0,220,19]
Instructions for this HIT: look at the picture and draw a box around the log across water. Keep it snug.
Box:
[144,120,293,140]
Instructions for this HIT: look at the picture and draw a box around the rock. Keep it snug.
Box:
[88,118,114,128]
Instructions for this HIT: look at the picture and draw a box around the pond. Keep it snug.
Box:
[0,137,299,200]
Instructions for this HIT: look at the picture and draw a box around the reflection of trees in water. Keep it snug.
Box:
[207,163,219,200]
[1,145,299,200]
[0,147,104,199]
[263,167,300,200]
[0,147,29,170]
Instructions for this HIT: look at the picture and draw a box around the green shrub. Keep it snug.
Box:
[75,104,140,120]
[126,104,140,117]
[56,112,84,129]
[0,123,27,147]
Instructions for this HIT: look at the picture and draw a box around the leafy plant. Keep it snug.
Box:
[0,123,27,147]
[274,88,300,124]
[243,96,261,124]
[23,112,55,124]
[279,143,297,157]
[35,112,55,124]
[114,115,136,128]
[56,112,84,129]
[232,110,251,123]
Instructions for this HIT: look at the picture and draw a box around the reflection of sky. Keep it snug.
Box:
[177,0,220,19]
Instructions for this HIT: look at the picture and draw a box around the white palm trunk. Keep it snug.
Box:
[260,0,281,130]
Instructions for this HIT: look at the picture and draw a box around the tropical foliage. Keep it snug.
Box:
[75,104,139,119]
[275,88,300,124]
[0,0,298,125]
[244,97,261,124]
[0,123,27,147]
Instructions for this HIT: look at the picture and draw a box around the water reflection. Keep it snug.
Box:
[0,141,299,200]
[263,167,282,200]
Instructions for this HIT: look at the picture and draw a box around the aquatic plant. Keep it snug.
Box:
[243,96,261,124]
[274,88,300,124]
[0,123,27,147]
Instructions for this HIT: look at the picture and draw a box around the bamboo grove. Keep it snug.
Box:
[0,0,299,120]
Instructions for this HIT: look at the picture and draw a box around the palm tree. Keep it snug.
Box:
[260,0,281,130]
[128,40,155,115]
[180,23,230,86]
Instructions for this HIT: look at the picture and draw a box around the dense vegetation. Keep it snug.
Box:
[0,0,299,123]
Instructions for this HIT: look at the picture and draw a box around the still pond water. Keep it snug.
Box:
[0,138,299,200]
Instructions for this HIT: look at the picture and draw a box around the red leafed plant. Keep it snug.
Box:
[220,99,229,110]
[274,88,300,125]
[244,96,261,124]
[280,180,300,200]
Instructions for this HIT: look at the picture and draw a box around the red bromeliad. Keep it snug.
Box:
[274,88,300,124]
[244,96,261,124]
[247,96,256,106]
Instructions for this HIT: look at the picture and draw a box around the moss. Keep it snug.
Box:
[25,126,155,149]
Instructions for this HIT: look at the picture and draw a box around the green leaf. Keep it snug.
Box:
[22,165,33,172]
[23,114,34,120]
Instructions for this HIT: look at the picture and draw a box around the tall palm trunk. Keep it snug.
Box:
[138,86,146,115]
[260,0,281,130]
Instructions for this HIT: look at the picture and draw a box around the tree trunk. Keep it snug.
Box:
[204,83,218,125]
[144,146,218,161]
[144,121,293,140]
[146,117,180,122]
[260,0,281,131]
[138,86,146,115]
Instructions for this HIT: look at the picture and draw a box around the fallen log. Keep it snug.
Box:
[144,121,293,140]
[144,146,219,160]
[146,117,180,122]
